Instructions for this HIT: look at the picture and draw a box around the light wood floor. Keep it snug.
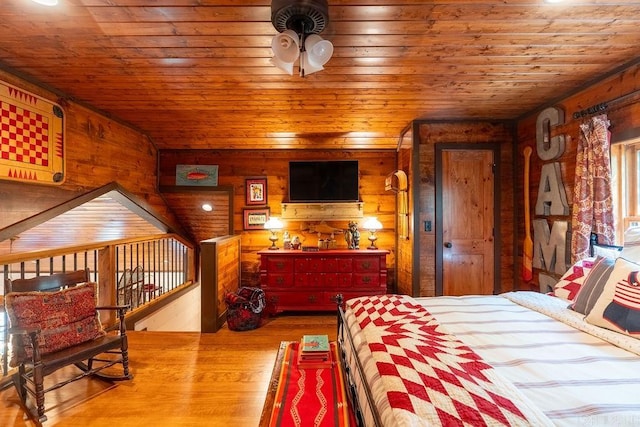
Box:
[0,313,338,426]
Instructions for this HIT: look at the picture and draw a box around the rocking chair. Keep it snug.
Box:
[4,268,132,422]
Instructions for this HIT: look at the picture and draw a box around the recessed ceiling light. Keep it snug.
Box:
[31,0,59,6]
[202,203,213,212]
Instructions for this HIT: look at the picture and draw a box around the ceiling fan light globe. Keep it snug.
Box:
[271,30,300,63]
[300,52,324,76]
[304,34,333,67]
[270,57,295,75]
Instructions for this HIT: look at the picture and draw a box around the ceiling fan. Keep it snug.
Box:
[270,0,334,76]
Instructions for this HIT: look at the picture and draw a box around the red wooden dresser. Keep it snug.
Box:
[258,249,389,313]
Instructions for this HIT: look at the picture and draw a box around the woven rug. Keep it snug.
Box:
[259,341,353,427]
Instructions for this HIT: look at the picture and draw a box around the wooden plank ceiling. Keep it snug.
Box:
[2,0,640,255]
[0,194,168,256]
[1,0,640,150]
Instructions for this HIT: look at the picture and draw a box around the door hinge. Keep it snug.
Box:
[491,163,496,174]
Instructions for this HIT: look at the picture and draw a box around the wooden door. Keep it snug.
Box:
[440,149,495,295]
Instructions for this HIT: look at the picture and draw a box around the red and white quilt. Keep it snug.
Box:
[347,295,553,426]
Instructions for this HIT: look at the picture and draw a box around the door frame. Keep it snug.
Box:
[434,143,501,296]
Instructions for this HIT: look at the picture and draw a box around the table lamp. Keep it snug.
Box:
[362,217,383,250]
[264,217,284,250]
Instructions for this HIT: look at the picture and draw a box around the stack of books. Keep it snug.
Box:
[297,334,332,369]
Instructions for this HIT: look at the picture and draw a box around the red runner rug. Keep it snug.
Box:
[261,341,352,427]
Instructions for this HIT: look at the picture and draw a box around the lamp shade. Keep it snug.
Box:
[304,34,333,67]
[264,217,284,230]
[272,30,300,63]
[363,217,383,231]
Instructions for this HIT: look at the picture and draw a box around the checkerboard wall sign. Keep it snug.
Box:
[0,81,65,185]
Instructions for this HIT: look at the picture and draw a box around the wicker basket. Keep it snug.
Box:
[224,287,265,331]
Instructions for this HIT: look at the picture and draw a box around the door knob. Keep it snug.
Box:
[444,242,452,248]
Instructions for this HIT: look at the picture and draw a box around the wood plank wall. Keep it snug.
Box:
[4,61,638,298]
[0,70,178,231]
[200,235,241,332]
[158,149,398,290]
[405,120,516,297]
[516,63,640,291]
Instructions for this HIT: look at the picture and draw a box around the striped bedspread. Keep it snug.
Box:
[342,292,640,427]
[419,292,640,426]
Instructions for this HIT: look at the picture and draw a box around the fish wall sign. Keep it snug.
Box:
[176,164,219,186]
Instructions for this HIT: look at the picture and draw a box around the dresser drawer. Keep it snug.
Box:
[323,257,353,273]
[264,273,294,288]
[323,272,352,287]
[353,257,380,273]
[266,257,294,273]
[352,273,380,287]
[294,273,323,287]
[294,257,324,273]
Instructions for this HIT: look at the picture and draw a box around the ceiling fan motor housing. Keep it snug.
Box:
[271,0,329,34]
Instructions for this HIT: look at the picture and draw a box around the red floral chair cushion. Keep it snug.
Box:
[5,282,105,366]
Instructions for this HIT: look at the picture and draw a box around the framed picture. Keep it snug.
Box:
[243,208,270,230]
[246,177,267,205]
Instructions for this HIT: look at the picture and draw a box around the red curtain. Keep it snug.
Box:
[571,114,615,262]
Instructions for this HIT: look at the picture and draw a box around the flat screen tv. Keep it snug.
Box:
[288,160,359,202]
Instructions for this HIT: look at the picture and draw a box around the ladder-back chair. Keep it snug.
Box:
[118,266,145,310]
[4,268,132,422]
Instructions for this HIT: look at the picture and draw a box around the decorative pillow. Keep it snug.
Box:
[592,244,623,260]
[570,256,616,315]
[621,227,640,262]
[5,282,105,366]
[585,257,640,337]
[553,257,595,301]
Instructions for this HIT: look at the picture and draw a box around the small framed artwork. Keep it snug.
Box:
[243,208,270,230]
[246,177,267,205]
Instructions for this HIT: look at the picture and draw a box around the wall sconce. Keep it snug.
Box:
[362,217,383,250]
[264,217,284,250]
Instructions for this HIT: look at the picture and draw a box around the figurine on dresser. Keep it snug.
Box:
[344,221,360,249]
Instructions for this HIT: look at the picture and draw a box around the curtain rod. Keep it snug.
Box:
[572,89,640,119]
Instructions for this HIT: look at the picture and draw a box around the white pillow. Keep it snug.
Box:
[593,244,622,260]
[621,227,640,262]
